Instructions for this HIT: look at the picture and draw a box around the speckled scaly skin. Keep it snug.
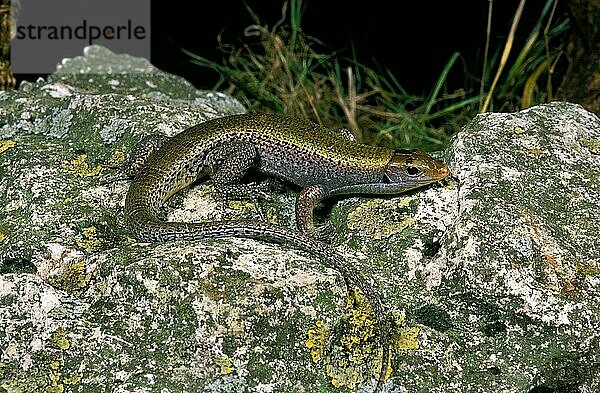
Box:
[124,113,449,392]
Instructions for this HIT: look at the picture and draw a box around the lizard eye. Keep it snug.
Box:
[405,166,423,177]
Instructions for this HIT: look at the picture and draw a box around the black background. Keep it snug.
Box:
[150,0,568,95]
[16,1,568,95]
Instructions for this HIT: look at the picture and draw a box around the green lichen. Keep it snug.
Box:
[410,304,452,332]
[347,198,414,240]
[0,293,16,306]
[305,290,420,390]
[35,107,73,139]
[61,154,103,177]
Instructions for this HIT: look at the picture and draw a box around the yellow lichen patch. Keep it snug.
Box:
[49,328,71,350]
[306,290,383,390]
[444,181,456,190]
[391,313,420,355]
[580,137,600,154]
[576,261,600,277]
[110,149,126,164]
[514,126,525,134]
[62,154,103,177]
[48,260,92,294]
[0,224,10,243]
[46,385,64,393]
[526,148,542,158]
[46,329,81,392]
[307,291,421,390]
[62,374,83,385]
[347,198,414,240]
[47,359,65,393]
[49,359,62,380]
[266,211,281,225]
[4,343,17,357]
[328,364,363,389]
[306,320,329,363]
[228,199,257,214]
[76,226,103,253]
[213,354,234,375]
[0,140,15,154]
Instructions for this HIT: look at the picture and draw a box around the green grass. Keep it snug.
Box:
[183,0,569,151]
[481,0,568,112]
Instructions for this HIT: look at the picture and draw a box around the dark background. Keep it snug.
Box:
[16,1,569,96]
[150,0,569,95]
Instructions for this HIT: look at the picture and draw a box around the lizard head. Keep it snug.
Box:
[382,149,449,190]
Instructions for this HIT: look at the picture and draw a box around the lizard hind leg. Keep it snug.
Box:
[97,134,168,187]
[206,141,275,219]
[126,134,169,177]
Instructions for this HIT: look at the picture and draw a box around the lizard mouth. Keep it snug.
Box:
[433,164,450,180]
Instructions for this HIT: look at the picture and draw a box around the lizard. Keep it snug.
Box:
[124,112,449,392]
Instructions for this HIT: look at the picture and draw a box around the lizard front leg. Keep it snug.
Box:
[296,184,335,240]
[293,128,352,238]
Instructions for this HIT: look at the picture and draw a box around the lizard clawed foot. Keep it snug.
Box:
[247,179,277,202]
[215,179,279,221]
[215,178,277,203]
[305,221,336,243]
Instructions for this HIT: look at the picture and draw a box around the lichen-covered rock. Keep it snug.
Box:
[419,103,600,392]
[0,45,598,393]
[0,46,428,393]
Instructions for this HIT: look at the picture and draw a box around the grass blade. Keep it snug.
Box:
[424,51,460,115]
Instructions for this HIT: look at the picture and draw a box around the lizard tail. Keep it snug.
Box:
[128,212,390,392]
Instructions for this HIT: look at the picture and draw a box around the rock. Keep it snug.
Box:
[0,46,598,392]
[420,103,600,392]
